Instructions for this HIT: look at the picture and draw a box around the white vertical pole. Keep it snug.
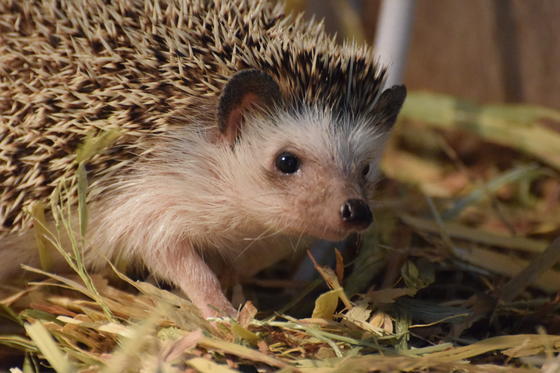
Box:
[374,0,416,87]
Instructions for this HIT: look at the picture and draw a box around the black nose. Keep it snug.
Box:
[340,199,373,227]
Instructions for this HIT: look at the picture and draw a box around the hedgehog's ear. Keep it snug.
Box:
[374,85,407,129]
[217,69,281,145]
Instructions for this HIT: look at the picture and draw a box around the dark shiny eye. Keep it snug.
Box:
[362,164,370,178]
[275,152,300,174]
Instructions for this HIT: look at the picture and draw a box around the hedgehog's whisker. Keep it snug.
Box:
[293,225,308,253]
[234,226,278,260]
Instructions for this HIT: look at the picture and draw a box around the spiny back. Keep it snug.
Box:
[0,0,385,235]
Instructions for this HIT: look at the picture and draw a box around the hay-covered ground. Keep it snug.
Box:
[1,92,560,372]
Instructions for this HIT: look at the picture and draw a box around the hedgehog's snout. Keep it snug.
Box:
[340,199,373,229]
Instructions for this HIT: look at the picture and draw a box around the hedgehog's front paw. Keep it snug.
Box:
[197,296,237,320]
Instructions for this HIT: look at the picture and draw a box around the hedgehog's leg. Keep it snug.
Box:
[146,242,237,318]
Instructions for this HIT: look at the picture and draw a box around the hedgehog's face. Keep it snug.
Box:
[231,111,385,241]
[217,70,406,241]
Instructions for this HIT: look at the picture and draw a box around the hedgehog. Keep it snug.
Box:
[0,0,406,318]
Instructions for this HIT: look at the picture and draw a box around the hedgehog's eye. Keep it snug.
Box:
[276,152,300,174]
[361,164,370,178]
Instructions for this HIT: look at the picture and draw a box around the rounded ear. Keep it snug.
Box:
[217,69,281,145]
[373,85,407,129]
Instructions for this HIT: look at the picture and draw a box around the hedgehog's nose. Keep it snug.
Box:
[340,199,373,228]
